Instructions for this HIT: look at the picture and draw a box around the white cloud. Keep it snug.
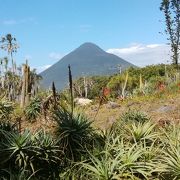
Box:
[146,44,161,48]
[49,52,64,60]
[108,45,145,54]
[107,43,171,67]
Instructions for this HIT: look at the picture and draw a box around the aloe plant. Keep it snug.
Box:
[0,100,13,120]
[25,97,41,121]
[54,107,94,161]
[162,143,180,179]
[0,130,34,172]
[121,110,150,124]
[129,121,157,144]
[32,130,62,178]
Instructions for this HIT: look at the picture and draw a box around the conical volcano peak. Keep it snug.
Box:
[40,42,135,89]
[79,42,101,48]
[75,42,105,54]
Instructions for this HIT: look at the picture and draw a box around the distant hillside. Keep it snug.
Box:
[40,42,135,89]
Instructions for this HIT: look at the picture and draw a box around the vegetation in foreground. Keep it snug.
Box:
[1,109,180,179]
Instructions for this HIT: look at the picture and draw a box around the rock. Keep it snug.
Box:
[106,101,120,109]
[155,105,175,113]
[74,98,92,106]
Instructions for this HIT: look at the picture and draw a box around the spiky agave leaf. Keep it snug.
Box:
[129,121,158,144]
[54,107,94,161]
[0,130,34,171]
[25,97,41,121]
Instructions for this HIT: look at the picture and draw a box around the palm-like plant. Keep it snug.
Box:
[29,69,42,97]
[0,34,19,73]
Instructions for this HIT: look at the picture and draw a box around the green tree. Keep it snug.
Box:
[160,0,180,65]
[0,34,19,73]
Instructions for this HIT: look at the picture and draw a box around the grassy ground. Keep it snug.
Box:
[20,91,180,132]
[85,92,180,129]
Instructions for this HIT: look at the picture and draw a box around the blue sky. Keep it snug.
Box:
[0,0,170,71]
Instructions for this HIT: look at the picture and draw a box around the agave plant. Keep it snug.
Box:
[54,107,94,161]
[0,130,34,172]
[129,121,158,144]
[158,124,180,179]
[0,121,17,150]
[31,130,62,178]
[0,169,38,180]
[0,121,15,132]
[25,97,41,121]
[0,100,13,120]
[121,110,150,124]
[162,123,180,147]
[78,138,155,180]
[161,143,180,179]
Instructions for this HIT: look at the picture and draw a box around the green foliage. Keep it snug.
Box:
[78,133,156,179]
[31,130,62,179]
[107,73,137,97]
[25,98,41,121]
[2,108,180,179]
[129,121,157,144]
[0,129,62,179]
[88,76,111,98]
[54,107,94,161]
[0,130,34,172]
[160,0,180,65]
[121,110,150,124]
[0,121,15,132]
[0,100,14,120]
[73,75,111,98]
[70,64,179,99]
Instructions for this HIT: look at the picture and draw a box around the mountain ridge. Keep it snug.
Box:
[40,42,135,89]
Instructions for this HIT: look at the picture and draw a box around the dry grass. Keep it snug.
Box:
[19,91,180,132]
[85,93,180,129]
